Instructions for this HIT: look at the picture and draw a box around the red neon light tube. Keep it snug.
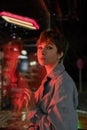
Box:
[0,11,40,30]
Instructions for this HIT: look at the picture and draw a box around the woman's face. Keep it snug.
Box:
[37,42,61,66]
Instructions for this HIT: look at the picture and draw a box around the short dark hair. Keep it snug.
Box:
[37,29,69,60]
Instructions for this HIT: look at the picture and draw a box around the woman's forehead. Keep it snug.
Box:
[37,42,53,47]
[37,39,54,46]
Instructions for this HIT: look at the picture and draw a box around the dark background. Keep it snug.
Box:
[0,0,87,91]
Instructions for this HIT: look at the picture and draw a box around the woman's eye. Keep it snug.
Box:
[38,46,42,50]
[37,45,53,50]
[46,46,53,49]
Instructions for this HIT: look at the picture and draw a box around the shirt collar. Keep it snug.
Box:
[46,62,65,79]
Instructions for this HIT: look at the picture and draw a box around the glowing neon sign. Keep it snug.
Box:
[0,11,40,30]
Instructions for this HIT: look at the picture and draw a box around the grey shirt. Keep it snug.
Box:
[29,63,78,130]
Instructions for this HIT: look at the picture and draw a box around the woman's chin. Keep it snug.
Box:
[39,61,46,66]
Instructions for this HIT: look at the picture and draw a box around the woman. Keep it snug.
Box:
[27,30,78,130]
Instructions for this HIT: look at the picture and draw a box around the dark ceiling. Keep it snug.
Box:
[0,0,87,35]
[0,0,87,48]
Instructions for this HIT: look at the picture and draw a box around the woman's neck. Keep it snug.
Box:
[45,62,58,75]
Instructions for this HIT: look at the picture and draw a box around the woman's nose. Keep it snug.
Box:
[41,48,46,55]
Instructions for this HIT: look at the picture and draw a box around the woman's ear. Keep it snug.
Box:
[58,52,63,60]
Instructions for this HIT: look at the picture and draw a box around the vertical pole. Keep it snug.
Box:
[47,13,51,29]
[77,58,84,93]
[0,49,4,110]
[79,69,82,92]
